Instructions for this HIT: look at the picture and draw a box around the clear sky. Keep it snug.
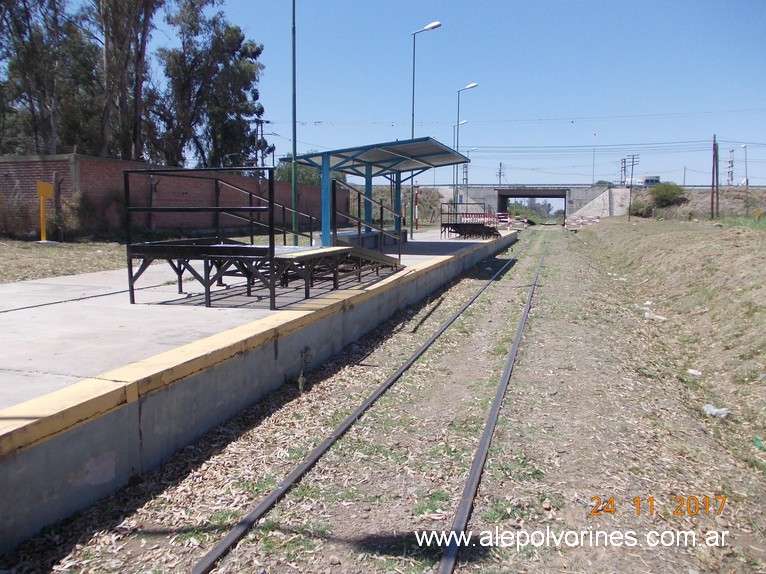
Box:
[183,0,765,187]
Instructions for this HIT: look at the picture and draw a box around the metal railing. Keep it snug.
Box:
[441,201,495,226]
[124,166,276,256]
[124,167,320,248]
[332,179,401,263]
[215,178,318,247]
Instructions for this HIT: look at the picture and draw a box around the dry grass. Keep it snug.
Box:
[0,239,126,284]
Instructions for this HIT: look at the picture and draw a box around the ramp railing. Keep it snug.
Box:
[332,179,401,264]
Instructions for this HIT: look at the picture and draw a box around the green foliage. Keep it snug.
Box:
[505,201,542,224]
[0,0,101,155]
[150,1,266,167]
[629,200,653,218]
[0,0,273,166]
[649,182,685,208]
[275,153,346,185]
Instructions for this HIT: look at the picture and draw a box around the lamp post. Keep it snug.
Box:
[742,144,749,215]
[409,20,441,240]
[454,82,477,206]
[291,0,298,245]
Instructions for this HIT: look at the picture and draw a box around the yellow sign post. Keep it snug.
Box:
[36,181,54,241]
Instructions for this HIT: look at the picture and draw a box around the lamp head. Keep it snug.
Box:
[464,82,478,90]
[424,21,442,31]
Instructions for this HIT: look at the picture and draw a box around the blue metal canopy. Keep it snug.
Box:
[292,137,468,179]
[286,137,468,246]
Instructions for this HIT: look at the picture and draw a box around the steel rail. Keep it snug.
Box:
[191,239,532,574]
[437,244,547,574]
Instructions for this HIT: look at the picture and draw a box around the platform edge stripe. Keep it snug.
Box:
[0,311,311,457]
[0,379,130,457]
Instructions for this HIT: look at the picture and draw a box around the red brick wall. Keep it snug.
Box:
[0,155,73,237]
[76,156,147,233]
[0,154,345,238]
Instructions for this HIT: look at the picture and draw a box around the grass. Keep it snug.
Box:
[236,476,277,495]
[210,509,244,525]
[725,215,766,231]
[0,238,126,283]
[481,497,520,522]
[412,490,450,516]
[0,230,318,285]
[490,456,545,482]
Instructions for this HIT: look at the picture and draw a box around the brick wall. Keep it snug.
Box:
[0,154,342,238]
[0,155,73,237]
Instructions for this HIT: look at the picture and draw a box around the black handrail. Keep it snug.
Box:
[216,178,317,246]
[332,179,401,263]
[125,168,317,247]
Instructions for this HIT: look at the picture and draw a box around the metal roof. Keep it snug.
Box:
[291,137,468,179]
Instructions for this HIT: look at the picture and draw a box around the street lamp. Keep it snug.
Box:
[452,120,468,145]
[291,0,298,245]
[742,144,749,215]
[409,20,441,239]
[454,82,477,206]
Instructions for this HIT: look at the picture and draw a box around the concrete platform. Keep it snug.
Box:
[0,228,517,553]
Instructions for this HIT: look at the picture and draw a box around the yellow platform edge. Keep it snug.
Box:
[0,236,510,458]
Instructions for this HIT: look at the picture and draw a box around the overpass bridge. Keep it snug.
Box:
[433,183,610,215]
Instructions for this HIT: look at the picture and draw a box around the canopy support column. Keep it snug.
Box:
[394,171,402,233]
[364,164,373,233]
[321,153,331,247]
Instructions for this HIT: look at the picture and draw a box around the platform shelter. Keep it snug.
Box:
[292,137,468,246]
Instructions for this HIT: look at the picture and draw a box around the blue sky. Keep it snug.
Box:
[182,0,765,187]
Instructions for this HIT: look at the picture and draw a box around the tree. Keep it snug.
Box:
[1,0,271,164]
[649,182,685,208]
[275,153,346,185]
[0,0,153,157]
[87,0,164,159]
[0,0,81,154]
[150,0,266,167]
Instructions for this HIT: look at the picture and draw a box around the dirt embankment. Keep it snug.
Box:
[576,218,766,568]
[582,218,765,446]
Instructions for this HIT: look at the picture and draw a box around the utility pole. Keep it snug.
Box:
[727,148,734,186]
[497,162,504,187]
[626,154,639,221]
[711,135,718,220]
[620,158,627,186]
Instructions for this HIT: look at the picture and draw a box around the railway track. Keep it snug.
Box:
[191,236,547,574]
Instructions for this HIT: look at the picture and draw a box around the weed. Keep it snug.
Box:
[210,509,243,525]
[491,457,544,482]
[413,490,450,516]
[634,365,661,382]
[482,497,521,522]
[297,346,313,394]
[287,446,307,460]
[235,476,276,495]
[449,414,484,437]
